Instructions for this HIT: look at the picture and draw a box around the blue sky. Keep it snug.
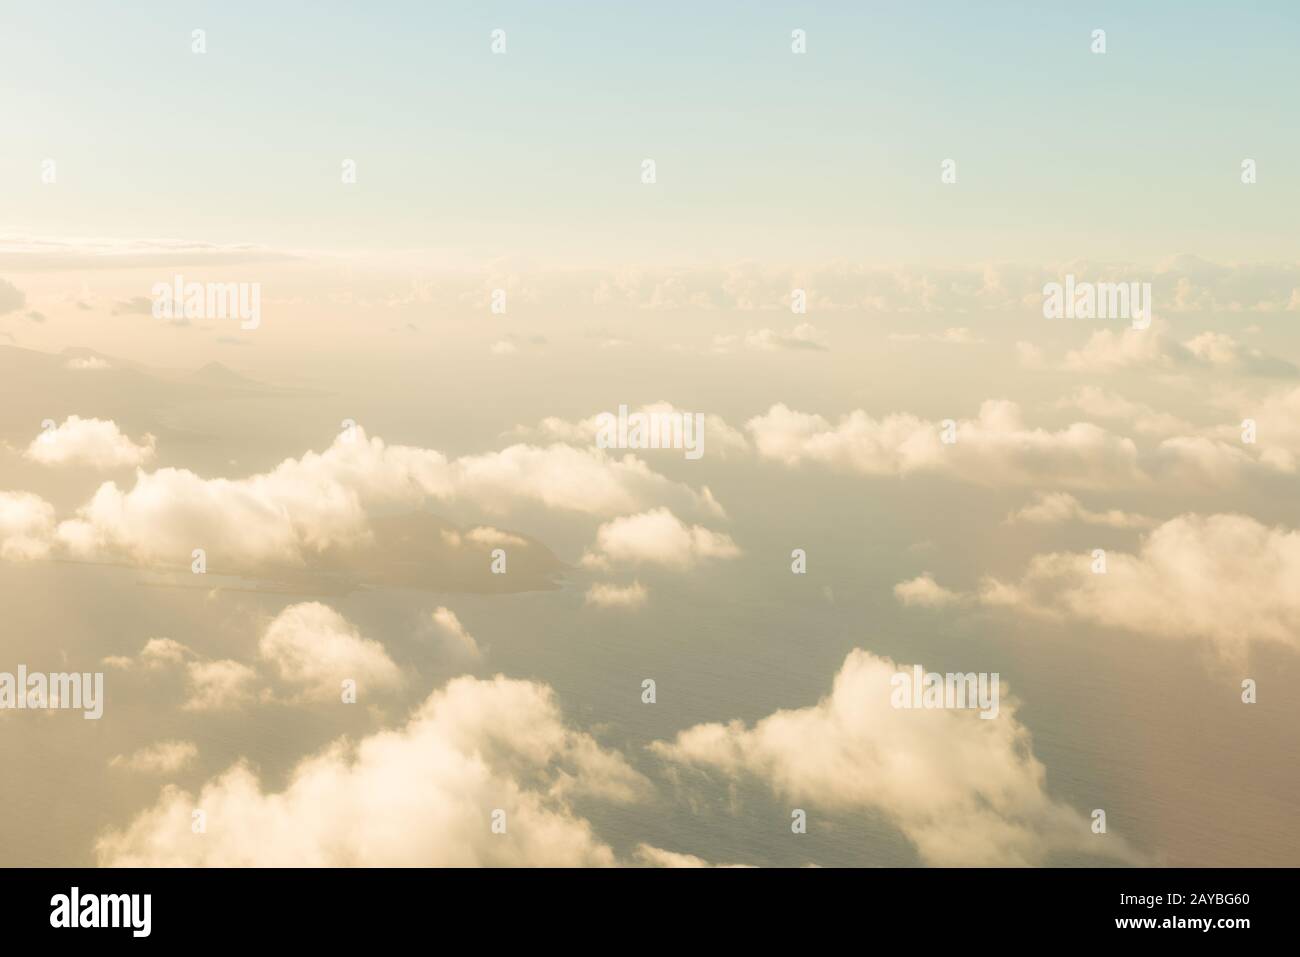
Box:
[3,1,1298,262]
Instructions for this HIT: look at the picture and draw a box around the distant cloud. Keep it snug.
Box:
[922,514,1300,657]
[747,400,1144,490]
[889,327,985,344]
[742,323,827,352]
[183,659,259,712]
[893,573,963,607]
[1006,492,1154,529]
[511,402,749,459]
[110,740,198,774]
[581,509,740,570]
[1059,321,1296,377]
[0,278,25,315]
[584,581,648,609]
[111,297,155,316]
[1055,387,1191,437]
[0,236,293,271]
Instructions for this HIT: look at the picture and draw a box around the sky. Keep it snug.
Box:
[0,2,1298,869]
[2,1,1299,263]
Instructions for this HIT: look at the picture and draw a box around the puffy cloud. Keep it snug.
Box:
[741,323,828,352]
[0,491,55,561]
[440,526,527,549]
[1056,387,1192,437]
[1006,492,1154,529]
[109,740,198,774]
[96,675,649,866]
[651,649,1114,866]
[24,416,156,469]
[183,659,259,712]
[1231,384,1300,465]
[746,401,1144,490]
[428,607,482,658]
[581,509,740,570]
[893,574,963,607]
[259,602,403,702]
[103,637,193,671]
[104,636,258,710]
[106,606,404,709]
[584,581,648,609]
[45,427,715,568]
[978,513,1300,656]
[1062,322,1296,377]
[1063,322,1186,373]
[1152,435,1292,485]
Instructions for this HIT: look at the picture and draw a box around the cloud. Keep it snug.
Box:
[96,674,649,866]
[1151,435,1292,485]
[889,327,985,344]
[0,491,55,561]
[65,356,110,371]
[978,513,1300,656]
[439,525,528,549]
[1062,321,1296,377]
[581,509,740,570]
[746,401,1144,490]
[651,649,1118,866]
[103,637,193,671]
[0,278,25,315]
[579,258,1300,315]
[512,403,750,459]
[183,659,259,712]
[1055,387,1192,437]
[584,581,648,609]
[24,416,156,469]
[1006,492,1154,529]
[741,323,828,352]
[893,574,963,607]
[1232,384,1300,464]
[632,844,752,868]
[259,602,404,702]
[428,606,482,658]
[0,236,292,271]
[111,297,155,316]
[42,427,717,569]
[109,740,198,774]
